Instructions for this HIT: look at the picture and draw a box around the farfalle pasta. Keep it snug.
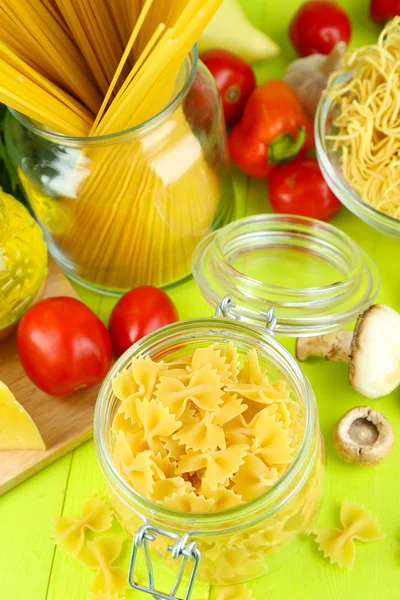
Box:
[53,496,113,556]
[111,345,303,507]
[232,453,279,501]
[315,500,384,569]
[107,341,324,586]
[77,537,127,596]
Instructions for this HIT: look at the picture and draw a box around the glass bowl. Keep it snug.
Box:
[315,73,400,239]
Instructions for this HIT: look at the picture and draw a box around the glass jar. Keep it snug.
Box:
[94,214,380,598]
[4,48,233,295]
[95,316,324,596]
[192,214,380,336]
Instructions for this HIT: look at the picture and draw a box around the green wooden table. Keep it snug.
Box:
[1,1,400,598]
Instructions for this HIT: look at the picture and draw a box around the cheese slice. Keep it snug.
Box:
[0,381,45,450]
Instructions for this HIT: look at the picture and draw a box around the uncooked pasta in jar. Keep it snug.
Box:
[109,341,324,584]
[1,0,228,291]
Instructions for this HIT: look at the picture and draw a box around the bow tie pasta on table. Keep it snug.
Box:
[53,496,114,556]
[107,342,324,584]
[77,537,127,596]
[315,500,384,569]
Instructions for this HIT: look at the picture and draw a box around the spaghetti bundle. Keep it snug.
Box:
[326,18,400,220]
[0,0,226,290]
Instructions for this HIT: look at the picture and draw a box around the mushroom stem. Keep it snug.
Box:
[296,331,353,363]
[296,305,400,399]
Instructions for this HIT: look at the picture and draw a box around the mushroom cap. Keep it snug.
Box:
[349,304,400,399]
[334,406,394,466]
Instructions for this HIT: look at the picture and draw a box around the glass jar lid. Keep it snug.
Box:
[192,214,380,337]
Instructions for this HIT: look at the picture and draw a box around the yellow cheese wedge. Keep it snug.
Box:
[0,381,45,450]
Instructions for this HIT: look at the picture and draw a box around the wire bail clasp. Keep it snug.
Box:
[215,294,236,319]
[216,295,277,333]
[128,524,200,600]
[260,306,277,334]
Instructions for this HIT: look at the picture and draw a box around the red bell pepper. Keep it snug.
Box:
[228,80,314,179]
[370,0,400,23]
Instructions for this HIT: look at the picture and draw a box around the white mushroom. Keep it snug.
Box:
[283,42,346,119]
[334,406,394,465]
[296,304,400,399]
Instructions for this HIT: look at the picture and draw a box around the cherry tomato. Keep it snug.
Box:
[268,158,341,221]
[17,297,112,397]
[200,49,256,128]
[370,0,400,23]
[108,286,179,357]
[289,1,352,56]
[184,69,216,131]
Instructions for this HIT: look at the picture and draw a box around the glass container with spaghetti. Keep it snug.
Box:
[316,17,400,238]
[95,214,381,597]
[1,0,233,294]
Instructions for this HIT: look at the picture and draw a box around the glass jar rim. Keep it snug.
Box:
[192,213,380,337]
[315,71,400,235]
[94,317,317,531]
[7,47,198,146]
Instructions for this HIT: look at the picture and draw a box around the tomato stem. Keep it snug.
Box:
[224,84,240,103]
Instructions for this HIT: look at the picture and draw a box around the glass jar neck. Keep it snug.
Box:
[192,214,380,336]
[7,48,198,148]
[94,317,319,535]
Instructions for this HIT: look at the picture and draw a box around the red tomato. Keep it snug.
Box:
[370,0,400,23]
[289,1,352,56]
[17,297,112,397]
[200,49,256,128]
[108,286,178,357]
[268,158,341,221]
[184,69,216,131]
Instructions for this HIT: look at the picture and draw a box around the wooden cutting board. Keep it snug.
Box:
[0,259,100,496]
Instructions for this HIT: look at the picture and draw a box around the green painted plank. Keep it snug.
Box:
[46,442,108,600]
[0,455,72,600]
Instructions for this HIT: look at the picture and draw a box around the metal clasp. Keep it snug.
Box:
[260,306,277,334]
[215,294,236,319]
[128,524,200,600]
[215,294,277,335]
